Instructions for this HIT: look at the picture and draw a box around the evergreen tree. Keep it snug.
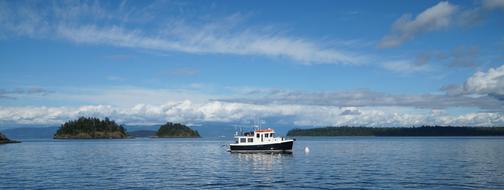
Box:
[54,117,127,139]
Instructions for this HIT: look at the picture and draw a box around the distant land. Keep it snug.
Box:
[1,122,296,139]
[54,117,128,139]
[1,127,59,139]
[156,122,200,138]
[0,132,20,144]
[287,126,504,136]
[128,130,157,138]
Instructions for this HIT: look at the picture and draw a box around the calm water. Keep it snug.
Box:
[1,137,504,189]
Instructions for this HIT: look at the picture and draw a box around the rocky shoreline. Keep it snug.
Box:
[0,132,21,144]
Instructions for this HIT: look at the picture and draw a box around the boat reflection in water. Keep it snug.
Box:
[231,151,294,172]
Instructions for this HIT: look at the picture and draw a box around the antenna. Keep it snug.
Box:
[233,124,245,136]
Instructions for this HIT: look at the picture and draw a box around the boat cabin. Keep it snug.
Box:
[234,128,284,144]
[229,127,294,152]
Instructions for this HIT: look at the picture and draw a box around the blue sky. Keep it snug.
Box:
[0,0,503,127]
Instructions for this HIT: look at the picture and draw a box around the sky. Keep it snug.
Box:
[1,0,504,127]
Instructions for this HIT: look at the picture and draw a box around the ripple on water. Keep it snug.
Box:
[1,137,504,189]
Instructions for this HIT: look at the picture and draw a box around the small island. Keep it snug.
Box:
[156,122,200,138]
[54,117,127,139]
[287,126,504,136]
[0,132,20,144]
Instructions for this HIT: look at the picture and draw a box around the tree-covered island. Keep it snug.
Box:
[287,126,504,136]
[54,117,127,139]
[156,122,200,138]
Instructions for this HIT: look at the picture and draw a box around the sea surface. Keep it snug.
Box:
[1,137,504,189]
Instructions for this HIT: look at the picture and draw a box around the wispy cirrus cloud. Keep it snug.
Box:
[218,88,504,112]
[483,0,504,11]
[379,0,504,48]
[54,21,364,65]
[379,1,458,48]
[407,46,481,69]
[0,87,52,99]
[163,68,199,76]
[381,59,431,73]
[0,0,364,65]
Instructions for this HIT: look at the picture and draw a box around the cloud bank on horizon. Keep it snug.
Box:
[0,0,503,127]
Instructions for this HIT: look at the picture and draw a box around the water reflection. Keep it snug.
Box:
[232,152,293,170]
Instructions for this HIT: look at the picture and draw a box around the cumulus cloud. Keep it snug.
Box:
[441,64,504,99]
[2,65,504,127]
[223,65,504,112]
[1,101,503,127]
[0,0,363,65]
[379,1,458,48]
[464,64,504,96]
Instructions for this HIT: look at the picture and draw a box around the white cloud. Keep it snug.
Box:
[165,68,199,76]
[47,86,215,107]
[219,88,504,111]
[379,1,458,48]
[106,76,125,82]
[54,22,363,65]
[379,1,504,48]
[3,64,504,126]
[0,1,363,65]
[464,64,504,95]
[483,0,504,11]
[1,101,503,127]
[0,87,52,99]
[381,59,431,73]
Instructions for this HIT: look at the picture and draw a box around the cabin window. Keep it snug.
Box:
[256,134,259,138]
[265,133,269,138]
[248,138,253,143]
[240,138,246,143]
[270,133,274,137]
[234,138,238,143]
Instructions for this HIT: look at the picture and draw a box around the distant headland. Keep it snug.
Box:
[0,132,20,144]
[287,126,504,136]
[54,117,128,139]
[156,122,200,138]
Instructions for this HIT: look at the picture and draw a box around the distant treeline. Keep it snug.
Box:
[287,126,504,136]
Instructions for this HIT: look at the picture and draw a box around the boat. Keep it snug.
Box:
[229,128,294,153]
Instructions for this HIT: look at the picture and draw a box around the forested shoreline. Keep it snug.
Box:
[287,126,504,136]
